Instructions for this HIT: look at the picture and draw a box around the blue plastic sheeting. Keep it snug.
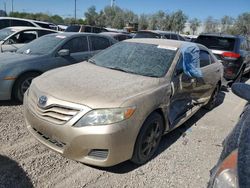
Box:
[180,43,203,78]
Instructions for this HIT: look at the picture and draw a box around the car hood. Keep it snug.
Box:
[32,62,161,109]
[0,52,38,66]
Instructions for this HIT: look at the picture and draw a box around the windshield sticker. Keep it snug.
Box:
[56,35,66,39]
[157,45,177,51]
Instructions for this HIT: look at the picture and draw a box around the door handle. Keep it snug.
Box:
[216,69,220,72]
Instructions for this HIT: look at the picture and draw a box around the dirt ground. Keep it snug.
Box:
[0,85,247,188]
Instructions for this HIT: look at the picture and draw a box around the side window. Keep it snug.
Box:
[38,30,56,37]
[200,51,211,67]
[62,37,88,53]
[164,34,171,39]
[93,27,101,33]
[171,34,178,40]
[90,36,110,51]
[11,20,34,27]
[8,31,37,44]
[0,19,10,29]
[84,26,91,33]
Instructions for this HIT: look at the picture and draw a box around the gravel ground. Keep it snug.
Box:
[0,85,247,188]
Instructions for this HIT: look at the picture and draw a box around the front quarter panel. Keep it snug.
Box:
[120,80,171,146]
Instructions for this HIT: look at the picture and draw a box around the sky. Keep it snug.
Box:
[1,0,250,21]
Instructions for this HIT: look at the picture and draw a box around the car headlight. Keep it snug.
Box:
[213,150,238,188]
[74,107,136,127]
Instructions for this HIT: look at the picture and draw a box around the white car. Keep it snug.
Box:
[0,27,57,52]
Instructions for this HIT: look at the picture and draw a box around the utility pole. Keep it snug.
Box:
[4,1,6,13]
[74,0,77,23]
[11,0,13,13]
[111,0,115,7]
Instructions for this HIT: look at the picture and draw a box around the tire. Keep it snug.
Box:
[203,84,220,110]
[13,72,40,103]
[131,112,164,165]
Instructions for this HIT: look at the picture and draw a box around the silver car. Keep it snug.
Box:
[24,39,223,167]
[0,32,117,102]
[0,27,57,52]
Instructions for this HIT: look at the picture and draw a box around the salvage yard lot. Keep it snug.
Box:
[0,82,248,188]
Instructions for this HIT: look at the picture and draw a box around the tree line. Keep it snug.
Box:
[2,6,249,36]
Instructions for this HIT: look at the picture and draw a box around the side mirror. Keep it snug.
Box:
[58,49,70,57]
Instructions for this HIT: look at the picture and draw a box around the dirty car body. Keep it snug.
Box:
[24,39,223,167]
[0,32,116,101]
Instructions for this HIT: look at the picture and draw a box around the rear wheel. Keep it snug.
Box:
[131,112,164,165]
[203,84,220,110]
[13,72,40,103]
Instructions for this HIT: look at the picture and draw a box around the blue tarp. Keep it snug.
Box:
[180,43,203,78]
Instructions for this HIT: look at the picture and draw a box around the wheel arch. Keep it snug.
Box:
[11,70,43,99]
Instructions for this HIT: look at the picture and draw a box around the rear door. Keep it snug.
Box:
[193,50,220,103]
[89,36,111,56]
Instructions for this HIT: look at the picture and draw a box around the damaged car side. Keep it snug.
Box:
[24,39,223,167]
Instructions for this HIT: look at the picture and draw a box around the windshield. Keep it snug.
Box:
[196,36,235,51]
[65,25,81,32]
[0,28,16,41]
[16,34,66,55]
[90,42,177,77]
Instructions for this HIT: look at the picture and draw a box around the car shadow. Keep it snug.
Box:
[90,91,226,174]
[0,100,21,106]
[0,155,33,188]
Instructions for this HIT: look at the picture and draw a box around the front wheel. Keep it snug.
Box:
[13,72,40,103]
[131,112,164,165]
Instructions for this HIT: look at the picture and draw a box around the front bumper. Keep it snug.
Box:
[0,79,14,100]
[24,94,137,167]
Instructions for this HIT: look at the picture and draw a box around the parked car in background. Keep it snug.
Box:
[65,25,108,33]
[24,39,222,167]
[134,30,186,41]
[0,17,58,30]
[208,83,250,188]
[99,32,132,41]
[196,33,250,82]
[181,34,198,42]
[0,32,116,102]
[0,27,57,53]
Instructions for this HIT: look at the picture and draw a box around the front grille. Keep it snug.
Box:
[28,90,80,125]
[88,149,109,160]
[33,128,66,148]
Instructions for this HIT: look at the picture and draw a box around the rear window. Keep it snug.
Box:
[134,32,161,39]
[196,36,235,51]
[65,25,81,32]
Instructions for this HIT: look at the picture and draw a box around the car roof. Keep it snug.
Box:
[6,26,57,32]
[0,17,53,25]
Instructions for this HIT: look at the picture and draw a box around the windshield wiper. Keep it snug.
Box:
[108,67,133,74]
